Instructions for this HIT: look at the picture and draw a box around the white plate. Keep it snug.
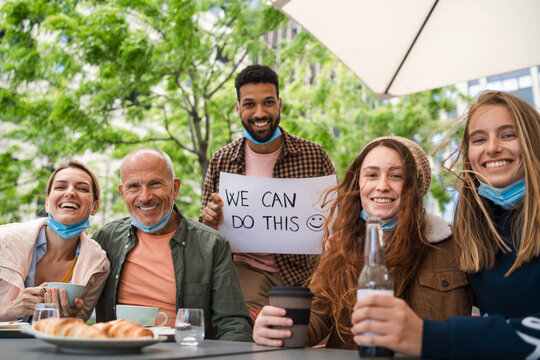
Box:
[149,326,174,336]
[20,326,167,354]
[0,321,29,329]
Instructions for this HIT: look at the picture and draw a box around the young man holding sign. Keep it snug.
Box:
[200,65,335,310]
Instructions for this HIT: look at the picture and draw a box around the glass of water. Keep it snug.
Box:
[175,308,204,345]
[32,303,60,325]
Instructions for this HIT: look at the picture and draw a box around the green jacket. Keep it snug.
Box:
[92,208,253,342]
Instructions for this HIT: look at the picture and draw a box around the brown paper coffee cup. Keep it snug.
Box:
[267,286,313,348]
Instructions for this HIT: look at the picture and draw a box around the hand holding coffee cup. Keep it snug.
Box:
[116,305,168,327]
[43,283,85,307]
[253,287,313,348]
[43,282,86,317]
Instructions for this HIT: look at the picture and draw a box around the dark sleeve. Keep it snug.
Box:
[422,314,540,359]
[90,228,113,322]
[91,228,106,249]
[211,237,253,342]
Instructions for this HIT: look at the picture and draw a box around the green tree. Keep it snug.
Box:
[1,0,462,224]
[0,0,285,223]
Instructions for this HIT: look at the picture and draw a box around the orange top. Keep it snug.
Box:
[60,257,77,283]
[117,229,176,327]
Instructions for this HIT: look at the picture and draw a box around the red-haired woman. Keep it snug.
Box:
[254,136,473,348]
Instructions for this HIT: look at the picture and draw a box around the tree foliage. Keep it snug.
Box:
[0,0,461,224]
[0,0,285,223]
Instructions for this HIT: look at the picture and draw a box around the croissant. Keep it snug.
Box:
[95,319,153,338]
[34,318,107,339]
[33,318,153,339]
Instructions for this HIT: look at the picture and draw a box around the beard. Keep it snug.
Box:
[243,114,281,143]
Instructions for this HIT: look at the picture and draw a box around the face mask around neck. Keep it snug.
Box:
[360,209,398,231]
[477,178,525,208]
[242,127,282,146]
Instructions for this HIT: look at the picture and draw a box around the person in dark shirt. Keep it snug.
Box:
[351,90,540,359]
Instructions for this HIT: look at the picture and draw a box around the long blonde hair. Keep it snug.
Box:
[446,91,540,275]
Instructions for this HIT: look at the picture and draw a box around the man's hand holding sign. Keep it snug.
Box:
[200,193,224,230]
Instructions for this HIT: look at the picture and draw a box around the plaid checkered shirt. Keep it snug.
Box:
[201,127,336,286]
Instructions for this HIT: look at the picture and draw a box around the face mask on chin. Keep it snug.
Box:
[131,208,173,233]
[242,127,282,146]
[46,214,91,239]
[242,112,282,145]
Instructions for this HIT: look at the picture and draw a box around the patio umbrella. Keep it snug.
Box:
[270,0,540,99]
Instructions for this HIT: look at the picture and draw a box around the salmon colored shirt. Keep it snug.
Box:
[117,229,176,327]
[233,144,282,273]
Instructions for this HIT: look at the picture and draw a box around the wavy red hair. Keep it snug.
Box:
[309,139,430,341]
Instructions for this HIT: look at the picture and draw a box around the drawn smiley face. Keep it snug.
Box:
[306,214,326,232]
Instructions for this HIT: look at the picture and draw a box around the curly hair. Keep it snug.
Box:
[234,64,279,100]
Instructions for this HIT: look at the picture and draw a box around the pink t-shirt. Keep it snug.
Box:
[117,229,176,327]
[233,144,282,273]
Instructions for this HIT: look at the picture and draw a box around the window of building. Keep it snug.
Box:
[468,67,535,106]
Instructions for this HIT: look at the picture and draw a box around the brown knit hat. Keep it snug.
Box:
[360,136,432,198]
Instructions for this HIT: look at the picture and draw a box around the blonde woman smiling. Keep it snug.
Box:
[0,161,110,321]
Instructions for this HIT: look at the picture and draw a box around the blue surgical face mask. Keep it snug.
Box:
[242,127,282,146]
[477,178,525,208]
[361,209,398,231]
[46,214,91,239]
[131,208,173,234]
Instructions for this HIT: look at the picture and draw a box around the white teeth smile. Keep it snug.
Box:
[140,205,158,211]
[60,202,79,209]
[372,198,393,203]
[485,160,510,168]
[253,121,270,127]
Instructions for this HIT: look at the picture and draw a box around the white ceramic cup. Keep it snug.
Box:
[116,305,168,327]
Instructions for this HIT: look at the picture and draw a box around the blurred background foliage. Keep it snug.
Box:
[0,0,464,226]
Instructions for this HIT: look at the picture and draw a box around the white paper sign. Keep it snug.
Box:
[218,172,337,254]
